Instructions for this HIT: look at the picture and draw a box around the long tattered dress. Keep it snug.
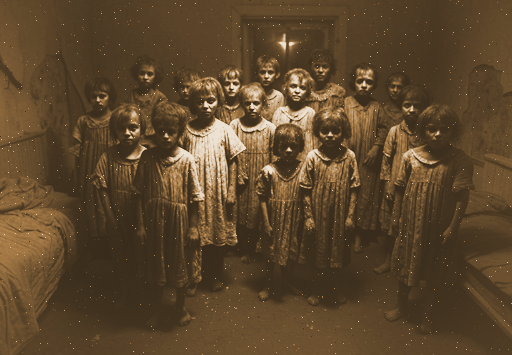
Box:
[298,148,360,269]
[133,148,204,288]
[344,96,389,231]
[272,106,317,161]
[182,119,246,247]
[390,147,474,287]
[379,121,421,235]
[255,162,304,267]
[306,83,346,112]
[216,103,245,125]
[72,114,114,239]
[230,118,276,229]
[123,89,168,136]
[262,89,285,123]
[92,145,146,272]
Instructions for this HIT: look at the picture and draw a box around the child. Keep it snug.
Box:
[174,67,202,121]
[344,63,389,253]
[182,77,246,293]
[299,107,360,306]
[72,77,117,259]
[133,101,204,327]
[230,83,276,263]
[374,85,430,274]
[123,55,167,146]
[272,68,316,161]
[385,104,473,334]
[256,124,305,301]
[92,103,146,308]
[216,65,245,124]
[306,49,346,112]
[382,72,411,127]
[254,55,285,122]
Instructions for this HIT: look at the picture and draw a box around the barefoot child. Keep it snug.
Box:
[374,85,430,274]
[134,101,204,327]
[384,104,473,334]
[216,65,245,124]
[92,104,146,308]
[230,83,276,263]
[299,107,360,306]
[273,68,316,161]
[174,67,202,121]
[256,124,305,301]
[254,55,285,122]
[182,77,246,293]
[382,72,411,127]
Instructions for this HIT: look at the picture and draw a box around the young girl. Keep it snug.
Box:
[230,83,276,263]
[254,55,285,122]
[256,124,305,301]
[72,77,117,259]
[306,49,346,112]
[182,77,246,293]
[382,72,411,127]
[384,104,473,334]
[374,85,430,274]
[174,67,202,121]
[134,101,203,327]
[299,107,360,306]
[123,55,167,146]
[216,65,245,124]
[272,68,316,161]
[344,62,389,253]
[92,103,146,308]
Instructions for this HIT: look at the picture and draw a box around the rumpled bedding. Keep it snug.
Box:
[0,177,76,355]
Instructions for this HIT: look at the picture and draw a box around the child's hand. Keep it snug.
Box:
[363,146,381,168]
[135,226,147,246]
[441,227,457,245]
[187,227,200,247]
[305,217,316,236]
[345,216,355,231]
[263,222,272,237]
[227,190,236,205]
[384,182,395,201]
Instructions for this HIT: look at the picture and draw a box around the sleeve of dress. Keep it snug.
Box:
[395,151,412,188]
[299,152,315,190]
[90,152,109,190]
[349,151,361,189]
[255,166,271,199]
[375,104,390,146]
[331,85,346,109]
[188,155,205,203]
[268,122,276,161]
[224,124,246,161]
[132,151,147,195]
[156,90,168,103]
[71,116,83,143]
[452,151,475,192]
[380,128,396,180]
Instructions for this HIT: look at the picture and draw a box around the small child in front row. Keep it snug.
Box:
[273,68,316,161]
[254,55,285,122]
[133,102,204,327]
[256,124,305,301]
[216,65,245,124]
[92,104,146,309]
[182,77,246,294]
[298,107,360,307]
[174,67,202,121]
[230,83,276,263]
[385,104,474,334]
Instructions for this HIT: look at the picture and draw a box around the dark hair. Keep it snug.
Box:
[416,104,462,142]
[397,85,431,108]
[218,65,244,84]
[173,67,202,90]
[84,77,117,109]
[308,48,337,77]
[239,82,267,108]
[255,55,280,77]
[282,68,315,98]
[130,55,164,85]
[386,72,411,87]
[273,124,305,156]
[152,101,188,138]
[312,107,352,140]
[188,77,225,115]
[109,103,145,142]
[348,62,379,91]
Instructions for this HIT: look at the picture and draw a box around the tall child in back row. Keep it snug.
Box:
[216,65,245,124]
[254,55,285,122]
[174,67,202,121]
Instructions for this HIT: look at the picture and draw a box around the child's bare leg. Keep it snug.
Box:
[283,260,301,295]
[308,268,322,306]
[258,260,272,301]
[211,246,225,291]
[384,281,411,322]
[353,228,363,253]
[420,280,436,334]
[332,269,347,305]
[374,235,394,274]
[176,287,191,326]
[145,285,164,328]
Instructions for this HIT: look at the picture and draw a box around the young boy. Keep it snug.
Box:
[255,55,285,122]
[174,67,202,121]
[216,65,245,124]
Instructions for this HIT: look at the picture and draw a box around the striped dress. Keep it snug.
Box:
[216,103,245,125]
[123,89,168,137]
[306,82,346,112]
[382,101,403,128]
[344,96,389,231]
[262,89,285,123]
[230,118,276,229]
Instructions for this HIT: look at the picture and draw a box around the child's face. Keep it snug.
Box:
[387,79,404,101]
[318,121,343,148]
[424,118,454,151]
[242,91,263,120]
[154,121,180,151]
[277,138,300,163]
[178,80,193,101]
[90,90,110,114]
[137,64,156,88]
[222,78,241,99]
[257,64,279,88]
[286,75,307,103]
[193,93,218,120]
[354,69,375,97]
[401,99,423,123]
[310,61,331,84]
[116,112,141,148]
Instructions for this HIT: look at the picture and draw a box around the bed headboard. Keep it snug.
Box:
[0,130,49,184]
[483,154,512,205]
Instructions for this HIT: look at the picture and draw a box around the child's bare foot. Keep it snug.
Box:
[285,282,302,296]
[177,307,192,326]
[373,262,390,275]
[353,236,362,253]
[307,294,320,306]
[241,254,251,264]
[211,280,223,292]
[419,318,434,334]
[258,288,270,301]
[145,313,160,328]
[186,284,197,297]
[384,308,406,322]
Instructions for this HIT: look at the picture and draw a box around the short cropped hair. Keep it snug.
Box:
[348,62,379,91]
[84,77,117,109]
[152,101,188,137]
[130,55,165,85]
[255,55,280,77]
[312,107,352,140]
[173,67,202,89]
[282,68,315,98]
[239,82,267,108]
[109,103,145,142]
[397,85,431,108]
[416,104,462,142]
[188,77,225,115]
[218,65,244,84]
[308,48,337,77]
[273,123,305,156]
[386,72,411,87]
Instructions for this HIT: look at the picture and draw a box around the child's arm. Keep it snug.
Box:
[260,197,272,236]
[187,201,200,246]
[303,189,316,235]
[390,186,404,236]
[134,194,146,245]
[99,188,118,235]
[363,144,383,168]
[441,189,470,245]
[227,156,238,205]
[345,188,357,230]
